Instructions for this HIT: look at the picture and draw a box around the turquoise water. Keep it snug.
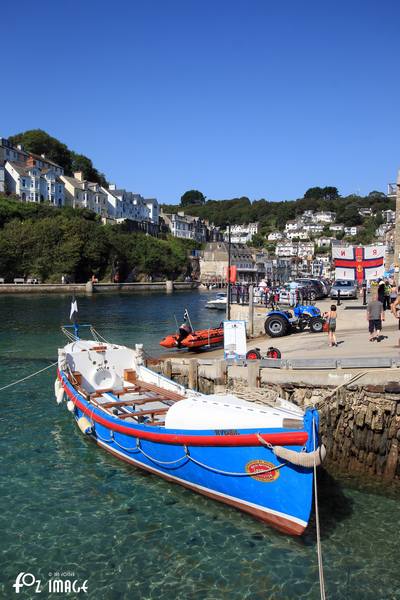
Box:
[1,292,400,600]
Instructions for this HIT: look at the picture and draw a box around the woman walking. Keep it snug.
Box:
[327,304,337,347]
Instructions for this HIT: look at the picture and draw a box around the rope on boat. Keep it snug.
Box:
[0,361,58,392]
[184,449,286,477]
[313,417,326,600]
[93,427,287,475]
[136,440,189,465]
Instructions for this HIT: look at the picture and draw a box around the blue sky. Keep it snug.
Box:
[2,0,399,203]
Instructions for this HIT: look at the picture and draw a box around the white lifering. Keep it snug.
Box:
[54,378,61,398]
[56,387,65,405]
[77,416,92,435]
[67,400,75,412]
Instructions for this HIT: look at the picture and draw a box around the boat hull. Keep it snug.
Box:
[58,369,315,535]
[160,328,224,350]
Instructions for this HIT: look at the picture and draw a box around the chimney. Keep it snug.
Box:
[74,171,84,181]
[17,144,24,151]
[108,183,116,190]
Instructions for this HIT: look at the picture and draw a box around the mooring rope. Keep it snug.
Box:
[0,361,58,392]
[313,417,326,600]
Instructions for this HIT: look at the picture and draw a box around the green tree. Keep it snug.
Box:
[9,129,108,186]
[9,129,73,173]
[180,190,206,207]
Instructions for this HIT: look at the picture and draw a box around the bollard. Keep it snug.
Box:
[85,280,93,294]
[165,280,174,293]
[363,285,367,306]
[188,359,198,390]
[337,289,341,306]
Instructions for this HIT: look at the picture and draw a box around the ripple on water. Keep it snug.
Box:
[1,293,400,599]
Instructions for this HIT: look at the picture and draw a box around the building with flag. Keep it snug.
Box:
[332,245,385,282]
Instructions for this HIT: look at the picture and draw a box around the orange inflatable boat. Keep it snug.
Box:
[160,326,224,350]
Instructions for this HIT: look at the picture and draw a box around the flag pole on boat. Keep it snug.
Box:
[183,308,193,331]
[70,297,79,339]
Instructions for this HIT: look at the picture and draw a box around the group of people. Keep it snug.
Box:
[367,279,400,343]
[322,278,400,348]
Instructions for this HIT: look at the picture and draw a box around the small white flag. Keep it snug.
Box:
[183,309,189,321]
[70,300,78,321]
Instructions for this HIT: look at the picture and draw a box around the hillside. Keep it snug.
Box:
[162,187,395,244]
[8,129,108,187]
[0,197,198,283]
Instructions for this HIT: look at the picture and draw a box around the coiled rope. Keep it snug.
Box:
[0,361,58,392]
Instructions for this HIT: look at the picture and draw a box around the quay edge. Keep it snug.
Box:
[0,281,200,294]
[149,356,400,483]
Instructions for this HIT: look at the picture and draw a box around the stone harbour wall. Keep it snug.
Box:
[150,358,400,482]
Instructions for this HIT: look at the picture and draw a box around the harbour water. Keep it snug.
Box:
[1,292,400,600]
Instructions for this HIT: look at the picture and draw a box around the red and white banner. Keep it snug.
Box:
[332,245,385,282]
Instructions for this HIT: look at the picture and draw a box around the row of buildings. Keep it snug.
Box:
[0,137,159,227]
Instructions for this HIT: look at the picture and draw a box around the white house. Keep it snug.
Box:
[314,211,336,224]
[145,198,159,224]
[302,210,314,221]
[358,207,373,217]
[382,209,395,223]
[61,172,107,216]
[267,231,283,241]
[315,236,335,248]
[162,211,207,242]
[226,222,259,244]
[5,161,65,206]
[302,223,324,234]
[275,241,315,259]
[284,220,300,232]
[344,226,359,237]
[329,223,344,233]
[286,229,310,240]
[0,166,4,193]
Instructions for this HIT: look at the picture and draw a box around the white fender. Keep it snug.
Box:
[67,400,75,412]
[77,416,92,435]
[54,378,61,398]
[56,386,65,405]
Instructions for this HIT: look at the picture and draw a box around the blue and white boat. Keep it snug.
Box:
[55,325,325,535]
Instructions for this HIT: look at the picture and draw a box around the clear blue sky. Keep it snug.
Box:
[2,0,399,203]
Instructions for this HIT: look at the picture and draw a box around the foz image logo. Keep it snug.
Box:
[245,460,280,482]
[13,572,88,594]
[13,573,41,594]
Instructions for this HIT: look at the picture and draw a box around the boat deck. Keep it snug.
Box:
[70,374,185,426]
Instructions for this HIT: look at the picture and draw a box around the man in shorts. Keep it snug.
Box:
[367,294,384,342]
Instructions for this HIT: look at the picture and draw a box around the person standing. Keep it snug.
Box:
[384,280,391,311]
[391,288,400,347]
[377,280,385,306]
[367,293,385,342]
[327,304,337,347]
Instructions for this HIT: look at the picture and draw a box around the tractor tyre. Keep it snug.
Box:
[310,317,324,333]
[264,315,289,338]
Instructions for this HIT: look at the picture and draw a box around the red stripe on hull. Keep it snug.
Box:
[58,370,308,447]
[97,439,306,536]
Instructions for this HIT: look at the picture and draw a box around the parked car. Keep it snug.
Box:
[330,280,358,299]
[293,278,326,300]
